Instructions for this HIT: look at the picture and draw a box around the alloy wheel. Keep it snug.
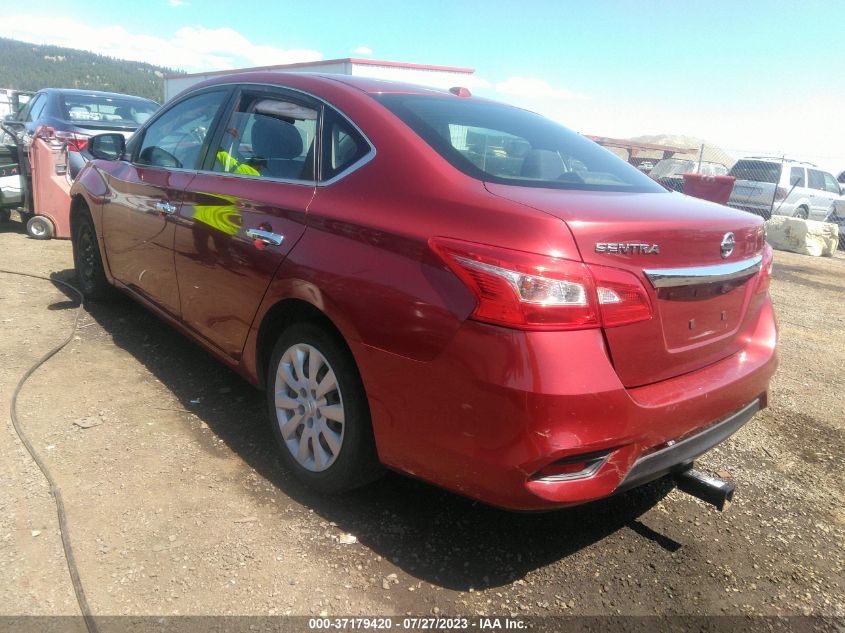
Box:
[78,225,97,290]
[274,343,345,472]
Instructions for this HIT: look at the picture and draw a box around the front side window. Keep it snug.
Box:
[807,169,825,190]
[374,94,664,193]
[789,166,806,187]
[212,93,317,181]
[136,90,228,170]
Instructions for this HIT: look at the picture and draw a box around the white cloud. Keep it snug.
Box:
[494,77,587,101]
[166,0,189,7]
[0,15,322,73]
[352,45,373,56]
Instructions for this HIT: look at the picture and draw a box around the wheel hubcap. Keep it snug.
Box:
[274,343,344,472]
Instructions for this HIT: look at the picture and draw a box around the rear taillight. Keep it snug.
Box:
[774,186,787,201]
[756,243,774,294]
[54,130,90,152]
[430,238,652,331]
[34,126,90,151]
[589,263,653,327]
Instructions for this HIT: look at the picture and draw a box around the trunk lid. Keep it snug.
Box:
[485,185,767,387]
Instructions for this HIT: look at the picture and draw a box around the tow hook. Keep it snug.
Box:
[674,467,735,511]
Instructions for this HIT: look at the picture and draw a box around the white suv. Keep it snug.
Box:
[727,157,843,220]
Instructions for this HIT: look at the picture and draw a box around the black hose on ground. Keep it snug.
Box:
[0,268,98,633]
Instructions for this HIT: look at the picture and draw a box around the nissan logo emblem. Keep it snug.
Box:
[720,232,735,258]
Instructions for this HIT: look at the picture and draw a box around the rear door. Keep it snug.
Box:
[807,169,829,218]
[101,88,231,316]
[173,86,318,359]
[818,172,843,219]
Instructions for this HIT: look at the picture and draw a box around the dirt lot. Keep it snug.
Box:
[0,214,843,623]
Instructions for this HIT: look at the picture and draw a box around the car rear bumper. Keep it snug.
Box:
[615,398,760,493]
[353,298,778,510]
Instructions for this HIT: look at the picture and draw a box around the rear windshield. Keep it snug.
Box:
[374,94,664,193]
[60,94,159,127]
[729,160,782,184]
[650,159,696,179]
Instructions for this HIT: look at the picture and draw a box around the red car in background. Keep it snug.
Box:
[69,73,777,511]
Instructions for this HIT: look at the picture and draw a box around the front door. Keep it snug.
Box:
[173,88,318,359]
[101,89,231,316]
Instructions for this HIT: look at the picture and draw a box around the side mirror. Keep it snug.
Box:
[89,133,126,161]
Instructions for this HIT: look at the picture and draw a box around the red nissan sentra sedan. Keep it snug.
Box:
[69,73,777,511]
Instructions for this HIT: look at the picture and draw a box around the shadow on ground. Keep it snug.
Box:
[49,267,675,591]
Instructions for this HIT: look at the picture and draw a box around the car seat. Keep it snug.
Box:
[250,116,304,179]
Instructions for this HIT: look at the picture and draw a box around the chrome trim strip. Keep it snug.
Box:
[643,254,763,289]
[188,81,377,187]
[127,80,376,187]
[534,454,609,483]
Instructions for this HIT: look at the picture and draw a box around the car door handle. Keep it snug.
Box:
[155,201,177,215]
[246,228,284,246]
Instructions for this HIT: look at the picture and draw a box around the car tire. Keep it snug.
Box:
[0,209,10,223]
[72,210,112,300]
[26,215,53,239]
[266,322,383,494]
[794,206,809,220]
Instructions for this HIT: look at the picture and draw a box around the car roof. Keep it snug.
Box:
[199,71,463,97]
[44,88,157,102]
[737,156,818,168]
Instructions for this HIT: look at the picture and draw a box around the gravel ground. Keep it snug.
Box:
[0,214,842,623]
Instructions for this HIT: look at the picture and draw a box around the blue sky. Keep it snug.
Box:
[4,0,844,169]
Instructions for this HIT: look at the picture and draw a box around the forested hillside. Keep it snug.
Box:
[0,37,183,102]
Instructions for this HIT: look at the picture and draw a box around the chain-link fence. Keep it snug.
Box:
[597,139,845,250]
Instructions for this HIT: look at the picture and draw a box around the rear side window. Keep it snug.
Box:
[212,92,318,181]
[136,90,228,170]
[822,172,841,194]
[728,160,782,184]
[321,109,370,181]
[22,94,46,122]
[808,170,825,190]
[61,94,159,126]
[789,166,806,187]
[375,94,663,193]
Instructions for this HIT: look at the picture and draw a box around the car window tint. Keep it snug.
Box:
[136,90,227,170]
[321,109,370,181]
[61,95,158,125]
[822,172,840,194]
[212,94,317,181]
[789,167,806,187]
[24,94,46,122]
[375,94,663,193]
[807,169,825,190]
